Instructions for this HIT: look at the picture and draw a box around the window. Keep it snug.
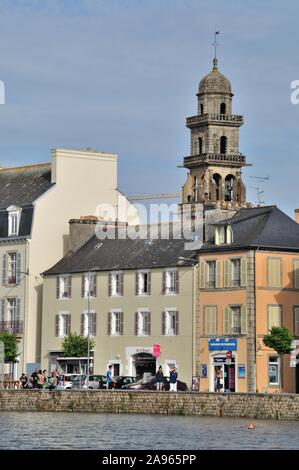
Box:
[55,313,71,338]
[204,306,217,335]
[108,311,123,336]
[268,305,281,330]
[8,210,21,236]
[82,273,97,298]
[267,258,282,288]
[163,270,178,295]
[135,310,151,336]
[8,253,17,284]
[220,102,226,114]
[162,309,179,336]
[136,271,151,295]
[293,260,299,288]
[206,261,216,288]
[81,312,97,337]
[268,356,280,385]
[2,252,21,286]
[220,136,227,154]
[223,306,247,335]
[295,307,299,336]
[7,298,20,322]
[198,137,203,155]
[230,306,241,334]
[56,275,72,299]
[0,298,21,333]
[200,104,204,115]
[231,259,241,287]
[109,272,123,296]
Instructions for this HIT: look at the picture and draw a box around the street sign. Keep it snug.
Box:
[209,338,238,351]
[290,340,297,368]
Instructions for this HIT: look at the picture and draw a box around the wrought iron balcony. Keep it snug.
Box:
[184,153,246,167]
[0,321,23,335]
[186,113,243,127]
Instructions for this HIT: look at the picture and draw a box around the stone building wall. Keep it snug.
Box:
[0,390,298,420]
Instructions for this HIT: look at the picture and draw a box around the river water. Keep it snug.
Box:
[0,412,298,449]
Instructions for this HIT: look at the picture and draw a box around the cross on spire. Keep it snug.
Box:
[212,31,220,69]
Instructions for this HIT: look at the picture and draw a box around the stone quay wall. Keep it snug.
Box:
[0,390,298,420]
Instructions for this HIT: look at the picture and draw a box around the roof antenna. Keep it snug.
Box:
[249,176,270,206]
[212,30,220,69]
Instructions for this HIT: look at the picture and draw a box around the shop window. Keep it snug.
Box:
[268,356,280,385]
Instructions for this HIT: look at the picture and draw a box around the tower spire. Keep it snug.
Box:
[212,31,220,69]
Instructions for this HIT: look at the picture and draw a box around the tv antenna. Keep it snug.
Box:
[249,175,269,206]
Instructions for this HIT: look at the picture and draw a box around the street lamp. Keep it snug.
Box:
[86,271,92,386]
[178,256,198,391]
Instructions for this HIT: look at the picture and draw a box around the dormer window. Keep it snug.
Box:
[215,224,233,245]
[7,206,21,237]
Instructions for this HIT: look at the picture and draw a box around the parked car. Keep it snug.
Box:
[114,376,137,389]
[122,376,156,390]
[163,377,188,391]
[56,374,79,390]
[72,374,107,389]
[122,376,188,391]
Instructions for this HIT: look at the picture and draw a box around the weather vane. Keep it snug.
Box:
[212,31,220,60]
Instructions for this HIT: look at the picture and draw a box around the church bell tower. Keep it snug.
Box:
[182,44,247,210]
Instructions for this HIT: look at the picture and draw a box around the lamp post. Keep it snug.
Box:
[178,256,198,390]
[86,271,91,386]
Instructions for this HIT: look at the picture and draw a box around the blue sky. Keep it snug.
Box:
[0,0,299,214]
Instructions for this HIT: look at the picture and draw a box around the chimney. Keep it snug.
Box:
[295,209,299,224]
[69,217,128,252]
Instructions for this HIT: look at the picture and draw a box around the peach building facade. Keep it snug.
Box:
[196,206,299,394]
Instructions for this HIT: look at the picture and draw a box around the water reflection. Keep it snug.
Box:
[0,412,298,449]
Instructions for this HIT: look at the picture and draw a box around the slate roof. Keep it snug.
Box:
[206,205,299,251]
[0,163,52,209]
[43,206,299,276]
[0,163,53,239]
[43,228,196,275]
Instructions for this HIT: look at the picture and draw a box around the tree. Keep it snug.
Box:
[0,332,19,362]
[61,332,95,358]
[263,326,294,388]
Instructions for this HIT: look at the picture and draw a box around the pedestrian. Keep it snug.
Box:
[37,370,44,389]
[105,365,114,389]
[42,370,48,389]
[155,366,164,391]
[30,368,39,389]
[215,367,222,393]
[19,373,29,389]
[169,367,178,392]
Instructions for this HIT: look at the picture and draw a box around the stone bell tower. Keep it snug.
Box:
[181,54,247,210]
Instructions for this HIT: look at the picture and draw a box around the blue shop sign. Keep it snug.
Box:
[208,338,238,351]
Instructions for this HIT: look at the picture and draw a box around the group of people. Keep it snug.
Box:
[18,368,60,390]
[155,365,178,391]
[105,364,179,391]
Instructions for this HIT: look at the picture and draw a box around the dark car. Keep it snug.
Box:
[163,377,188,391]
[122,376,156,390]
[123,376,188,391]
[114,376,137,389]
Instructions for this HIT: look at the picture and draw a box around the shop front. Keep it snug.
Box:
[208,338,238,393]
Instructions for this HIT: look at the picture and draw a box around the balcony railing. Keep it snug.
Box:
[0,321,23,335]
[184,153,246,167]
[186,113,243,127]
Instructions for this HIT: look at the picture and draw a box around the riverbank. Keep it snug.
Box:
[0,390,298,420]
